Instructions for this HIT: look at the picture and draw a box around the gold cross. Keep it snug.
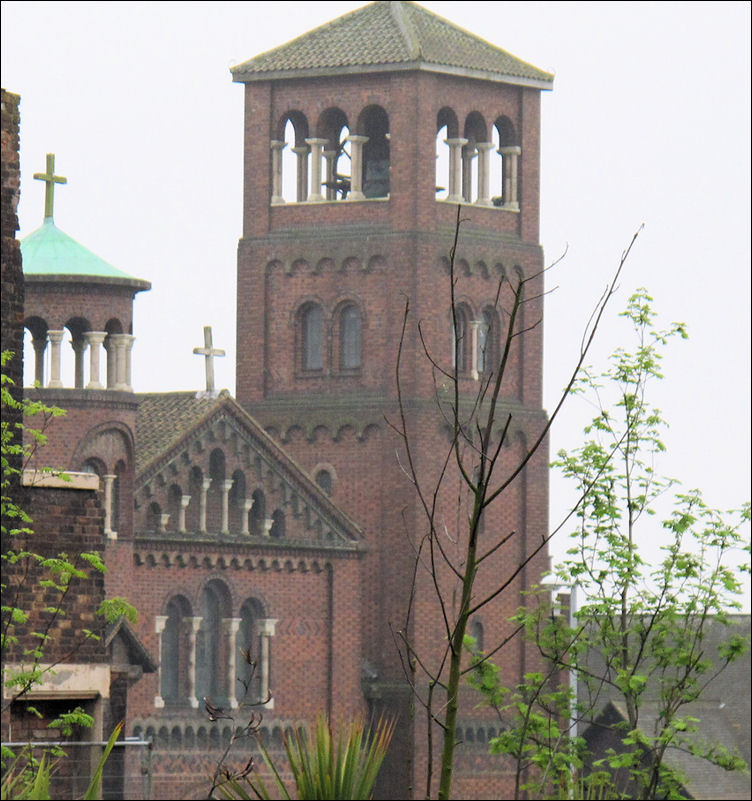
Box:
[33,153,67,220]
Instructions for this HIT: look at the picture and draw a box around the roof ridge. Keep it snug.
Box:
[390,1,421,60]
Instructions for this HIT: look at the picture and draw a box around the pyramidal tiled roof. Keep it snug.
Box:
[231,1,553,88]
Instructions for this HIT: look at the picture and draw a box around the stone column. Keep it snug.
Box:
[103,474,117,539]
[221,479,234,535]
[178,494,191,534]
[305,138,328,201]
[270,140,286,205]
[258,618,278,709]
[499,145,521,210]
[346,135,368,201]
[32,336,46,387]
[105,336,116,388]
[109,334,129,391]
[154,616,168,708]
[241,498,254,535]
[158,513,170,533]
[475,142,495,206]
[72,337,86,389]
[199,477,212,532]
[188,616,203,708]
[469,320,480,381]
[322,149,338,200]
[445,138,468,202]
[291,145,309,202]
[262,518,273,537]
[47,330,65,388]
[85,331,107,390]
[223,618,242,708]
[462,143,476,203]
[123,335,135,392]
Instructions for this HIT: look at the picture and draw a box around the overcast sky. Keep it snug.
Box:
[2,1,750,606]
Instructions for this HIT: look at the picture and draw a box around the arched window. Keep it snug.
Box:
[452,305,471,374]
[301,303,324,371]
[229,469,246,534]
[195,580,231,704]
[358,105,390,198]
[161,595,192,704]
[339,305,361,370]
[436,107,460,202]
[112,459,125,535]
[462,112,488,204]
[469,619,485,652]
[477,308,499,376]
[493,116,520,209]
[315,469,333,496]
[167,484,182,532]
[269,509,285,539]
[147,501,162,532]
[250,489,266,536]
[238,598,264,702]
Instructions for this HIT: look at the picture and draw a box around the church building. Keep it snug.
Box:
[6,3,554,798]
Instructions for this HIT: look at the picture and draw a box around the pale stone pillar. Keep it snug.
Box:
[85,331,107,390]
[123,335,135,392]
[158,513,170,533]
[110,334,129,391]
[241,498,254,535]
[32,336,46,387]
[199,477,212,532]
[47,330,65,388]
[103,474,117,539]
[291,145,309,202]
[188,616,203,708]
[223,617,242,708]
[72,337,86,389]
[178,494,191,534]
[500,145,521,210]
[221,479,234,534]
[462,143,477,203]
[154,616,168,708]
[262,518,273,537]
[105,336,116,388]
[346,135,368,201]
[305,138,328,201]
[270,140,286,205]
[445,138,468,202]
[469,320,480,381]
[322,149,337,200]
[475,142,495,206]
[258,618,278,708]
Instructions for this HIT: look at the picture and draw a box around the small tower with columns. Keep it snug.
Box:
[21,154,150,552]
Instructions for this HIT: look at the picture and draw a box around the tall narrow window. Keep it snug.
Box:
[161,596,191,704]
[452,306,469,373]
[301,304,323,370]
[477,308,498,375]
[340,305,361,369]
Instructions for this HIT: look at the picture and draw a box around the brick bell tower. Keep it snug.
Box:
[232,3,553,797]
[21,154,151,599]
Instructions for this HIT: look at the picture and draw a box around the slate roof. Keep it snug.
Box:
[580,615,751,800]
[231,1,553,88]
[135,391,225,474]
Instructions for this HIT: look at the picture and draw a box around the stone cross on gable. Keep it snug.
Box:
[193,326,225,394]
[33,153,67,220]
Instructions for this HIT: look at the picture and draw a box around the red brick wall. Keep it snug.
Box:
[235,66,550,799]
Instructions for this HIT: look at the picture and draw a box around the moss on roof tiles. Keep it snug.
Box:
[135,392,223,473]
[231,1,553,86]
[21,219,139,280]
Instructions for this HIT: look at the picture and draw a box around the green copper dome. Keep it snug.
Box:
[21,218,137,280]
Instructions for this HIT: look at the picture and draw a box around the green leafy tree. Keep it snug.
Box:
[468,291,750,799]
[391,212,641,799]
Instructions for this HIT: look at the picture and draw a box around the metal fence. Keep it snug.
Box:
[2,737,153,800]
